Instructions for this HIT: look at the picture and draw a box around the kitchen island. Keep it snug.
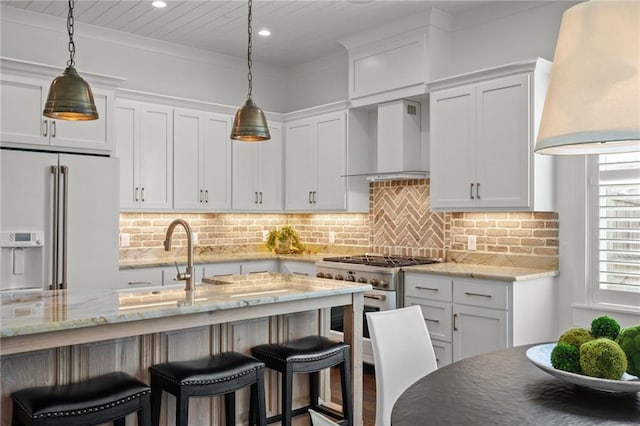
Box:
[0,273,370,425]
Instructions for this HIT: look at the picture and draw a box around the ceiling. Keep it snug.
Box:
[3,0,492,67]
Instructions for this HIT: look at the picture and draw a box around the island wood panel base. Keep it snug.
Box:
[0,293,364,426]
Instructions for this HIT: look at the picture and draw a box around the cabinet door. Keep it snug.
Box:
[279,261,316,277]
[452,304,508,362]
[476,74,530,209]
[232,135,259,210]
[258,123,283,211]
[285,119,315,211]
[314,112,346,210]
[0,76,47,146]
[139,104,173,210]
[52,89,111,152]
[432,340,452,368]
[430,84,476,209]
[173,108,202,209]
[202,112,232,210]
[115,101,140,209]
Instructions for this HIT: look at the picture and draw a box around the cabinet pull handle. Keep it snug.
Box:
[134,187,139,202]
[364,294,386,301]
[465,291,492,298]
[453,313,458,331]
[470,183,475,199]
[255,192,259,204]
[476,182,481,199]
[313,191,317,204]
[200,189,203,203]
[416,286,439,292]
[128,281,153,286]
[43,120,48,137]
[309,191,313,204]
[425,318,440,324]
[292,272,309,276]
[51,121,56,138]
[259,191,263,204]
[205,190,208,203]
[141,187,145,202]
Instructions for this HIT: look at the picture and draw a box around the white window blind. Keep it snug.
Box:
[598,152,640,295]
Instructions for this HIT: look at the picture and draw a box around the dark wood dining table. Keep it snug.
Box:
[391,344,640,425]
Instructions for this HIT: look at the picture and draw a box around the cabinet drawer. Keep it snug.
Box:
[404,273,452,302]
[405,297,452,342]
[453,279,509,310]
[432,340,452,368]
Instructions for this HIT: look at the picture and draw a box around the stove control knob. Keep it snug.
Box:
[316,272,325,278]
[324,273,333,279]
[370,278,379,287]
[357,277,368,283]
[380,280,389,288]
[345,275,355,282]
[335,274,344,281]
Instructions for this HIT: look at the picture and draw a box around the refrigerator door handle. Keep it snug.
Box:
[60,165,69,289]
[51,165,59,290]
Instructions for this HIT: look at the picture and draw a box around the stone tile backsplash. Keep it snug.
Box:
[120,180,558,268]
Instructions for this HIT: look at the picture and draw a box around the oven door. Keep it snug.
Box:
[328,289,396,365]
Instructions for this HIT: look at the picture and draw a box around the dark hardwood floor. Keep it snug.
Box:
[330,364,376,426]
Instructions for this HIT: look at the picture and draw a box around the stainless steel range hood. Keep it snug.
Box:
[345,99,428,182]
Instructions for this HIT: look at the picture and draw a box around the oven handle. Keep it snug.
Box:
[364,294,386,301]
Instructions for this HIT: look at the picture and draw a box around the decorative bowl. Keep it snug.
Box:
[526,343,640,393]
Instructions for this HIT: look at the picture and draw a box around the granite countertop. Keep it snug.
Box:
[0,273,371,338]
[119,252,333,269]
[402,263,558,281]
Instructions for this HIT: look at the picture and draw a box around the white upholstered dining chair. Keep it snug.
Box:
[366,305,438,426]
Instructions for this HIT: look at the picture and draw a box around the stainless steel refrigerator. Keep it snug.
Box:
[1,149,119,291]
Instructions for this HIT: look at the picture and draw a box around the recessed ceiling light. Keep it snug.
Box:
[258,29,271,37]
[152,1,167,8]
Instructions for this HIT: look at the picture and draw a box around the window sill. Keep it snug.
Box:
[572,303,640,328]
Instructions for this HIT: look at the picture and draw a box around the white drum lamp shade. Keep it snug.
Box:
[535,0,640,155]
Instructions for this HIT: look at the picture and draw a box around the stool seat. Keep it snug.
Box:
[149,351,264,387]
[251,336,352,426]
[252,336,348,365]
[12,372,150,426]
[149,352,266,426]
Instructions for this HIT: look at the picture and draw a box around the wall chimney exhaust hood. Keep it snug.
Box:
[345,99,428,182]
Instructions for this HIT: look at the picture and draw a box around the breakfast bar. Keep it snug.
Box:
[0,273,370,425]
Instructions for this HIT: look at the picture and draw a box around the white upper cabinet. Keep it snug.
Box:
[174,108,232,211]
[233,123,283,211]
[285,110,346,211]
[115,100,173,210]
[429,59,554,212]
[0,69,117,154]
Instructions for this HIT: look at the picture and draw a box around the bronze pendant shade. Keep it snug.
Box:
[43,66,98,121]
[230,0,270,141]
[43,0,98,121]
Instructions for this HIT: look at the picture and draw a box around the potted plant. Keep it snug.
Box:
[265,226,305,254]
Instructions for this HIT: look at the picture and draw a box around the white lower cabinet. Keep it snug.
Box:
[404,271,555,366]
[241,260,278,274]
[118,266,176,289]
[279,260,316,277]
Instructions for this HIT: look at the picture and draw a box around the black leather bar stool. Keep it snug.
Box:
[148,351,266,426]
[11,371,151,426]
[251,336,352,426]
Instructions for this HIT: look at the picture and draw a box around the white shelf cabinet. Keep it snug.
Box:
[429,59,553,212]
[115,100,173,210]
[0,74,113,154]
[173,108,232,211]
[232,123,283,211]
[404,271,556,367]
[285,111,347,211]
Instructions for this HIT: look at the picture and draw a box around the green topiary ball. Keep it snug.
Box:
[616,325,640,377]
[558,327,595,349]
[579,338,628,380]
[591,316,621,340]
[551,342,581,374]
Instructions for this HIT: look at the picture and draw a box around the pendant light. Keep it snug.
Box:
[535,0,639,155]
[43,0,98,121]
[230,0,271,141]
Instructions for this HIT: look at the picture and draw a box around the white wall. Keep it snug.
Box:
[0,6,290,113]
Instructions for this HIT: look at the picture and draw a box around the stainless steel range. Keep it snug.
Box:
[315,254,442,364]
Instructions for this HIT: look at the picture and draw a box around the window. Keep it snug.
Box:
[589,152,640,308]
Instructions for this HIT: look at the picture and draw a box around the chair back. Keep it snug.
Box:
[366,305,437,426]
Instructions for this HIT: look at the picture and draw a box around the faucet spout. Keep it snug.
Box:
[164,219,195,292]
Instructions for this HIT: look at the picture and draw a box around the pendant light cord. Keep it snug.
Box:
[246,0,253,100]
[67,0,76,67]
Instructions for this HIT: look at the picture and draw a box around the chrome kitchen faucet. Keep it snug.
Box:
[163,219,195,292]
